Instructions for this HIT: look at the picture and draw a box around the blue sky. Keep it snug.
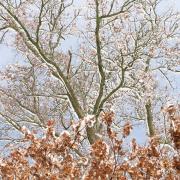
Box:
[0,0,180,68]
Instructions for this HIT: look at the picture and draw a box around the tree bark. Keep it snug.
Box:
[145,100,155,136]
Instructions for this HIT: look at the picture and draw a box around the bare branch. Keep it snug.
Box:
[93,0,106,115]
[100,0,135,19]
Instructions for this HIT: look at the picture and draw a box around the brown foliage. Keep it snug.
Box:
[0,110,179,179]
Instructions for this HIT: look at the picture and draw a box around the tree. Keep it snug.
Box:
[0,0,179,151]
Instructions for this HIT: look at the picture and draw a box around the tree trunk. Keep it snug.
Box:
[145,100,155,136]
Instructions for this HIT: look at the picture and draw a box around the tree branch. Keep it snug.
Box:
[100,0,135,19]
[93,0,106,115]
[0,2,85,119]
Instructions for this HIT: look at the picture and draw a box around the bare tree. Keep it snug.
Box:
[0,0,179,147]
